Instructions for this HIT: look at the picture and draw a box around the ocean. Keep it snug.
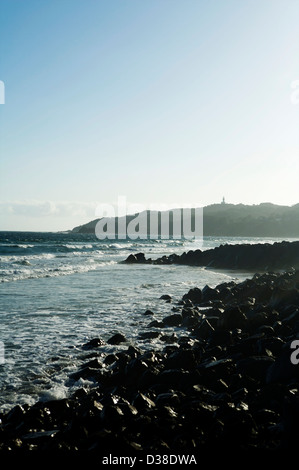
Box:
[0,232,297,413]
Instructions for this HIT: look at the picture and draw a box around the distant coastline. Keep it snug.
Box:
[72,202,299,238]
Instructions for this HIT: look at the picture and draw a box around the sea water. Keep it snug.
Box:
[0,232,297,412]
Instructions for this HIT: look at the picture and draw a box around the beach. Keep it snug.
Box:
[1,236,299,457]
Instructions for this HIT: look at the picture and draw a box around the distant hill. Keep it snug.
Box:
[71,203,299,237]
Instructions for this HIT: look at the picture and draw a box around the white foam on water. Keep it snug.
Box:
[1,232,291,412]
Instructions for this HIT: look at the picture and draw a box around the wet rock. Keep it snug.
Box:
[126,345,142,358]
[138,331,161,340]
[82,337,106,350]
[245,310,269,331]
[69,366,102,382]
[182,314,200,328]
[160,333,178,343]
[202,285,219,301]
[266,341,299,384]
[5,405,27,425]
[158,369,191,388]
[124,241,299,270]
[164,349,196,370]
[193,318,215,340]
[144,309,155,315]
[133,393,155,410]
[269,287,299,309]
[107,333,127,345]
[104,353,118,365]
[138,368,160,388]
[281,309,299,328]
[182,288,202,304]
[147,320,165,328]
[100,405,124,429]
[160,294,172,301]
[125,359,148,380]
[162,314,182,327]
[209,329,233,347]
[217,306,247,330]
[4,267,299,453]
[256,336,285,356]
[22,429,59,442]
[236,356,275,382]
[83,357,103,369]
[126,254,138,263]
[201,358,234,378]
[156,392,180,408]
[125,253,146,263]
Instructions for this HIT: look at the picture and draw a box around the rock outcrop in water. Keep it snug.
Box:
[1,268,299,457]
[124,240,299,271]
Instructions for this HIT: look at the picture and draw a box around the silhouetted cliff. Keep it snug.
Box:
[72,203,299,237]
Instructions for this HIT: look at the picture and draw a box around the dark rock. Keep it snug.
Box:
[144,309,155,316]
[202,285,219,301]
[236,356,275,382]
[107,333,127,345]
[104,353,118,365]
[269,287,299,309]
[281,309,299,327]
[5,405,26,425]
[245,310,269,330]
[82,337,105,350]
[125,254,138,263]
[256,336,285,356]
[209,329,233,347]
[162,314,183,327]
[125,252,146,263]
[138,367,160,388]
[160,333,178,343]
[100,405,124,429]
[158,369,191,387]
[125,359,148,379]
[147,320,165,328]
[201,358,234,378]
[156,392,180,407]
[193,318,215,340]
[165,349,196,370]
[126,345,142,358]
[257,324,275,336]
[217,306,247,330]
[138,331,161,340]
[123,241,299,271]
[182,288,202,303]
[160,294,172,301]
[45,399,75,420]
[69,366,103,382]
[266,341,299,384]
[22,429,59,442]
[135,252,146,262]
[83,357,103,369]
[4,266,299,453]
[133,393,155,410]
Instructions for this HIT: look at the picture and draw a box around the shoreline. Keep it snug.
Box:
[124,240,299,271]
[0,263,299,455]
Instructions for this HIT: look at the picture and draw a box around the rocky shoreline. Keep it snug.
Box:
[1,266,299,458]
[124,240,299,271]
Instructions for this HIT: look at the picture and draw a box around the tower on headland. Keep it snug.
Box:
[221,196,226,205]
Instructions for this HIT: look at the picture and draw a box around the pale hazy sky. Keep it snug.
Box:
[0,0,299,231]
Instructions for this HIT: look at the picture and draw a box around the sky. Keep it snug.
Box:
[0,0,299,231]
